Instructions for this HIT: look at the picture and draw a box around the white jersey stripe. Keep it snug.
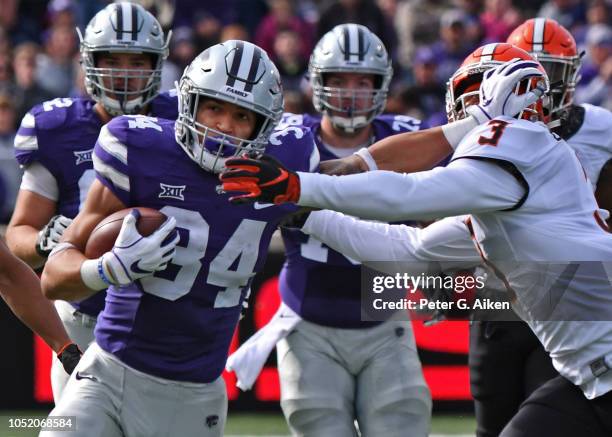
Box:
[308,145,320,172]
[14,134,38,151]
[98,125,128,165]
[20,112,35,129]
[93,153,130,192]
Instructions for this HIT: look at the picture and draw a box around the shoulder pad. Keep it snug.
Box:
[453,117,555,170]
[268,124,313,146]
[279,113,321,131]
[267,125,317,172]
[375,113,422,134]
[150,92,179,120]
[29,98,77,131]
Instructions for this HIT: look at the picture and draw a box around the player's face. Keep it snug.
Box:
[325,72,375,116]
[196,98,257,141]
[96,52,154,101]
[456,93,480,119]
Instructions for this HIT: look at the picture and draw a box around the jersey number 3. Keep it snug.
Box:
[478,120,509,147]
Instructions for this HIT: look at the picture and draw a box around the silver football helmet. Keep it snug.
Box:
[175,40,283,173]
[309,23,392,132]
[77,2,170,115]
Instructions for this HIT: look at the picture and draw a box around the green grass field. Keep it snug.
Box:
[0,411,475,436]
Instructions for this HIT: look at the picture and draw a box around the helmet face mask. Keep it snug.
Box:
[175,41,283,173]
[507,18,581,122]
[78,2,170,116]
[446,43,551,123]
[309,24,392,133]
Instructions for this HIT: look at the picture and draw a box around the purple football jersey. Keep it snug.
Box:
[93,115,316,383]
[279,112,422,328]
[13,92,178,317]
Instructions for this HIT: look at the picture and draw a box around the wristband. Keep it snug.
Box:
[441,115,479,150]
[48,242,76,258]
[97,257,114,286]
[354,147,378,171]
[80,258,109,291]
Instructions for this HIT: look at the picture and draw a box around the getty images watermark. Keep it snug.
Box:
[360,261,612,322]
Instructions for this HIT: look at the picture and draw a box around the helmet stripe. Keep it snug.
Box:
[115,3,138,41]
[480,43,497,61]
[115,3,123,40]
[357,27,365,61]
[120,3,131,40]
[533,18,545,52]
[244,47,262,92]
[235,42,254,89]
[343,26,350,61]
[226,41,245,88]
[130,3,138,41]
[349,25,359,62]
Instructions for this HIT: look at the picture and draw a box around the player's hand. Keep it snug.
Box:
[36,215,73,258]
[220,154,301,205]
[319,155,368,175]
[466,58,547,123]
[57,342,82,375]
[100,209,179,286]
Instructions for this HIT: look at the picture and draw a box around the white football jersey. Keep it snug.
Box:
[453,117,612,399]
[566,104,612,191]
[297,116,612,399]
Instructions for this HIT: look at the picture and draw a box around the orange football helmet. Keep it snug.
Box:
[446,42,550,123]
[507,18,581,120]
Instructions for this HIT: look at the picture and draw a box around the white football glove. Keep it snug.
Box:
[466,58,547,124]
[36,214,73,258]
[100,209,179,286]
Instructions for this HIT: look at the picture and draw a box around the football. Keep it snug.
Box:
[84,207,167,258]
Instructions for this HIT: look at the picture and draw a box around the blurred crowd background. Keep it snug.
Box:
[0,0,610,222]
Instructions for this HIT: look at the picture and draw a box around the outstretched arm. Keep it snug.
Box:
[302,211,481,275]
[297,159,525,222]
[319,121,472,175]
[0,239,71,353]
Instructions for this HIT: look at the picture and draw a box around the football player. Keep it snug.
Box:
[5,2,177,402]
[39,40,318,437]
[221,44,612,436]
[465,17,612,437]
[273,24,431,437]
[507,18,612,221]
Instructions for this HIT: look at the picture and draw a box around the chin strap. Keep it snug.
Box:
[329,114,369,133]
[101,96,145,116]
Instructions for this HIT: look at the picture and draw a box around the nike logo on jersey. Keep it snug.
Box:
[159,183,186,201]
[253,202,274,210]
[75,371,98,382]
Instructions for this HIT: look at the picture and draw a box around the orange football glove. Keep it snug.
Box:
[220,154,301,205]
